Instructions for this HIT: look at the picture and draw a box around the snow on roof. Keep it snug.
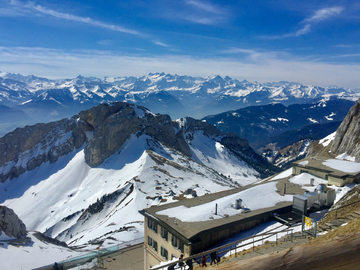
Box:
[299,160,309,166]
[322,159,360,174]
[155,182,293,222]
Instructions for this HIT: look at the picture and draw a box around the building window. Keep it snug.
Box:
[148,218,158,233]
[171,235,184,253]
[148,236,158,252]
[161,246,168,260]
[161,227,168,241]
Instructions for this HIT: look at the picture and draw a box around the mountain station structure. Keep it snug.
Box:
[139,188,292,269]
[291,157,360,187]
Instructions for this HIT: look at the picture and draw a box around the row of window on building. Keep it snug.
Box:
[147,218,184,260]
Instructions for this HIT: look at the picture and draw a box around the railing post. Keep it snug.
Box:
[276,233,278,246]
[253,236,254,251]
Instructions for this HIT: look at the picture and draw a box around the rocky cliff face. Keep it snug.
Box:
[0,206,26,239]
[81,102,190,167]
[307,98,360,161]
[330,99,360,161]
[0,116,91,182]
[0,102,277,184]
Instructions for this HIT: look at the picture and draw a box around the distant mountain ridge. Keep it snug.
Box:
[1,71,359,137]
[202,99,355,150]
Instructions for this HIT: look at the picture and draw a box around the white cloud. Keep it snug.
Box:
[5,1,168,47]
[159,0,229,25]
[266,6,344,39]
[25,2,144,37]
[1,46,360,89]
[304,6,344,23]
[185,0,221,14]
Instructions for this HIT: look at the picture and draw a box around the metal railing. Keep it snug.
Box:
[33,237,143,270]
[150,226,297,270]
[332,199,360,219]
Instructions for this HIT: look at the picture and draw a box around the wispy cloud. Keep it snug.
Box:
[4,0,170,47]
[185,0,221,14]
[20,1,144,37]
[265,6,344,39]
[304,6,344,23]
[159,0,229,25]
[332,44,355,48]
[333,53,360,58]
[153,40,169,47]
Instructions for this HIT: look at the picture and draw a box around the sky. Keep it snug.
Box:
[0,0,360,88]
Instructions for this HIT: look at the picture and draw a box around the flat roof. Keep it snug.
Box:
[140,186,292,242]
[292,157,360,177]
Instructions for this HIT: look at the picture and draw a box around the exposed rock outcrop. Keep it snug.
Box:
[330,98,360,161]
[0,117,92,182]
[307,98,360,161]
[0,206,27,239]
[82,103,187,167]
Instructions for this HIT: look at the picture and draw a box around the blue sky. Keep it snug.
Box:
[1,0,360,88]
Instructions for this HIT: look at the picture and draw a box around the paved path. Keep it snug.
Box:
[99,243,144,270]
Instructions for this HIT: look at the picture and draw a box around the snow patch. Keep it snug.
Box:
[271,168,292,180]
[336,153,356,162]
[307,118,318,123]
[319,131,336,147]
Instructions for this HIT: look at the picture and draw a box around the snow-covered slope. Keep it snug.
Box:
[0,232,81,269]
[0,102,272,249]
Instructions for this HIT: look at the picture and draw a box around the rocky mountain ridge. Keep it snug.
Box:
[307,98,360,162]
[0,102,274,184]
[1,71,359,136]
[203,99,355,150]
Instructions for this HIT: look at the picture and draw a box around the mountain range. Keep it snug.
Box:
[1,71,359,137]
[1,92,360,269]
[203,99,356,150]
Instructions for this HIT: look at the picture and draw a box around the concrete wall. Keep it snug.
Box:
[144,217,190,270]
[328,176,353,187]
[293,166,329,180]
